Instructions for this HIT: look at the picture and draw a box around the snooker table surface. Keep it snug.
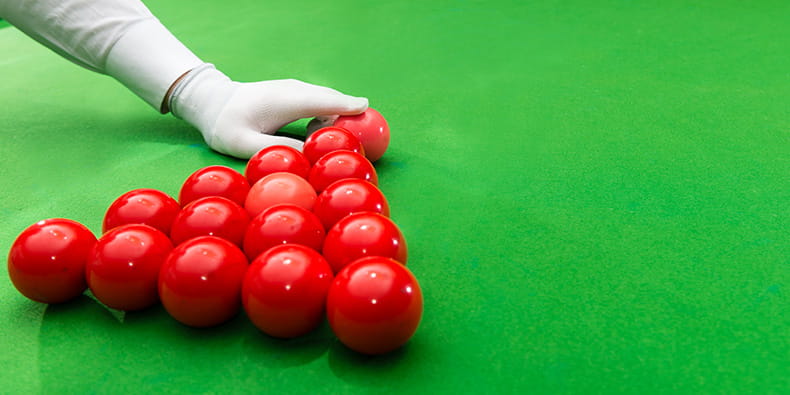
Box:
[0,1,788,393]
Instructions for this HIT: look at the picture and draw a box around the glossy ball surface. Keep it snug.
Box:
[246,145,311,185]
[333,108,390,162]
[242,244,334,338]
[302,127,365,165]
[8,218,97,304]
[159,236,249,327]
[323,212,407,273]
[170,196,250,246]
[103,189,180,234]
[245,172,317,218]
[243,204,325,261]
[178,165,250,207]
[86,224,173,311]
[313,179,390,230]
[308,151,378,193]
[327,256,422,355]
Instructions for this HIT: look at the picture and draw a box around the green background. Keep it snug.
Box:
[1,0,788,392]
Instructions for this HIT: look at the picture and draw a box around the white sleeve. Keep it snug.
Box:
[0,0,204,111]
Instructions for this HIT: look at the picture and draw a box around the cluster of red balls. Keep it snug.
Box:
[7,108,423,355]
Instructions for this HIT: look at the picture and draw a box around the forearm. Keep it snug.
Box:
[0,0,202,111]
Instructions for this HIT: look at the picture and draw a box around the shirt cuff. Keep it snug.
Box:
[105,17,203,112]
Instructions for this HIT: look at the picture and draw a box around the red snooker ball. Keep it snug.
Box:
[103,189,180,234]
[159,236,249,327]
[302,127,365,165]
[313,179,390,230]
[178,165,250,207]
[245,172,317,218]
[333,108,390,162]
[327,256,423,355]
[246,145,311,186]
[8,218,97,304]
[322,212,407,273]
[242,244,334,338]
[242,204,325,261]
[86,224,173,311]
[170,196,250,247]
[308,151,378,193]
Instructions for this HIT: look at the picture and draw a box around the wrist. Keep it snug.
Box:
[161,70,191,113]
[168,64,238,146]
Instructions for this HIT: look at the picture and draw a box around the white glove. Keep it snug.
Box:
[167,64,368,159]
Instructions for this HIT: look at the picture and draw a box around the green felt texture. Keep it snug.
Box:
[1,0,788,392]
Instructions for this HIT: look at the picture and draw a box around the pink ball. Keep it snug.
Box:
[244,172,317,218]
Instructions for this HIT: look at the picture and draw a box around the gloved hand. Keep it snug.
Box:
[167,64,368,159]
